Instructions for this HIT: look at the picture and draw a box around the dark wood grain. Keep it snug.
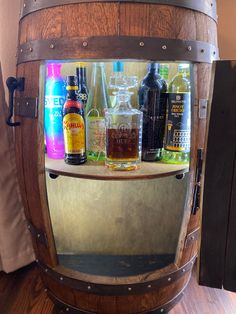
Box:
[199,61,236,289]
[16,62,58,267]
[223,92,236,292]
[0,265,54,314]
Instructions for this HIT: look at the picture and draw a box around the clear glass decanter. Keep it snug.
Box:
[105,76,143,171]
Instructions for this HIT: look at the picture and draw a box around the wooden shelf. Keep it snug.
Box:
[45,156,189,181]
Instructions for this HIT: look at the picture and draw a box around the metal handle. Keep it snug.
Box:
[191,149,203,215]
[6,77,25,127]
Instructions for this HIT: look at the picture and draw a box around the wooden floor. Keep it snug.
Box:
[1,262,236,314]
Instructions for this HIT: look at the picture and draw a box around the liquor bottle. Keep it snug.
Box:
[162,64,191,164]
[44,63,65,159]
[105,76,143,171]
[139,63,167,161]
[63,76,87,165]
[76,63,89,108]
[109,61,124,107]
[85,62,111,161]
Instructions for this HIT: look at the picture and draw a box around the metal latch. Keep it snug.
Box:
[199,99,208,119]
[184,228,200,248]
[6,77,25,127]
[191,149,204,215]
[27,221,48,247]
[15,97,38,118]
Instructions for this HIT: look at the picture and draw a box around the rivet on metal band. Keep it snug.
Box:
[37,255,196,296]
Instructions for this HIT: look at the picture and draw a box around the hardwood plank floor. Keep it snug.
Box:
[1,262,236,314]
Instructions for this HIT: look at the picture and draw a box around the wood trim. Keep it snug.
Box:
[45,157,189,181]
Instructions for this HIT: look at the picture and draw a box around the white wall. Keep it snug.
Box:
[217,0,236,59]
[0,0,21,96]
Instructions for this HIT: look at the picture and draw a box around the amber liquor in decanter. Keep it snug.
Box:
[105,76,143,171]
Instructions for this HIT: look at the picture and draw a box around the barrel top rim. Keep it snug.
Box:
[20,0,218,22]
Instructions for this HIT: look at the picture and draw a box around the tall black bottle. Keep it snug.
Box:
[76,63,89,108]
[139,63,167,161]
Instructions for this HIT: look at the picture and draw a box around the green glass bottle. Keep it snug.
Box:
[162,64,191,164]
[159,63,169,82]
[85,62,111,161]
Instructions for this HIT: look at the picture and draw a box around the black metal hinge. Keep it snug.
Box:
[15,97,38,118]
[27,221,48,247]
[6,77,25,127]
[184,228,200,248]
[191,149,204,215]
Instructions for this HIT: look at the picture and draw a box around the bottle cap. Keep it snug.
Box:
[178,63,189,70]
[76,62,87,68]
[159,63,169,70]
[93,62,105,67]
[76,66,86,78]
[113,61,124,73]
[47,63,62,78]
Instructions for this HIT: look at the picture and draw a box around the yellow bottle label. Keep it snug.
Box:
[63,113,85,154]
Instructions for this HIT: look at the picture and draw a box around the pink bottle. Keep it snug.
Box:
[44,63,66,159]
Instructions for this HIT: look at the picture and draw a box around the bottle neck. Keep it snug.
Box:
[149,63,159,73]
[91,63,106,86]
[66,88,78,101]
[77,67,87,85]
[146,64,161,80]
[86,63,110,112]
[113,61,124,73]
[114,91,132,111]
[47,63,62,78]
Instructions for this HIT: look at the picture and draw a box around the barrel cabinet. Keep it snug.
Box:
[11,1,218,313]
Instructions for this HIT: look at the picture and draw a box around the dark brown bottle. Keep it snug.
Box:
[139,63,167,161]
[63,76,87,165]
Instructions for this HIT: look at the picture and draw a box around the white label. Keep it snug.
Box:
[86,117,105,153]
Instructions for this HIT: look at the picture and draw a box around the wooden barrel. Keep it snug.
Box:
[15,1,218,313]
